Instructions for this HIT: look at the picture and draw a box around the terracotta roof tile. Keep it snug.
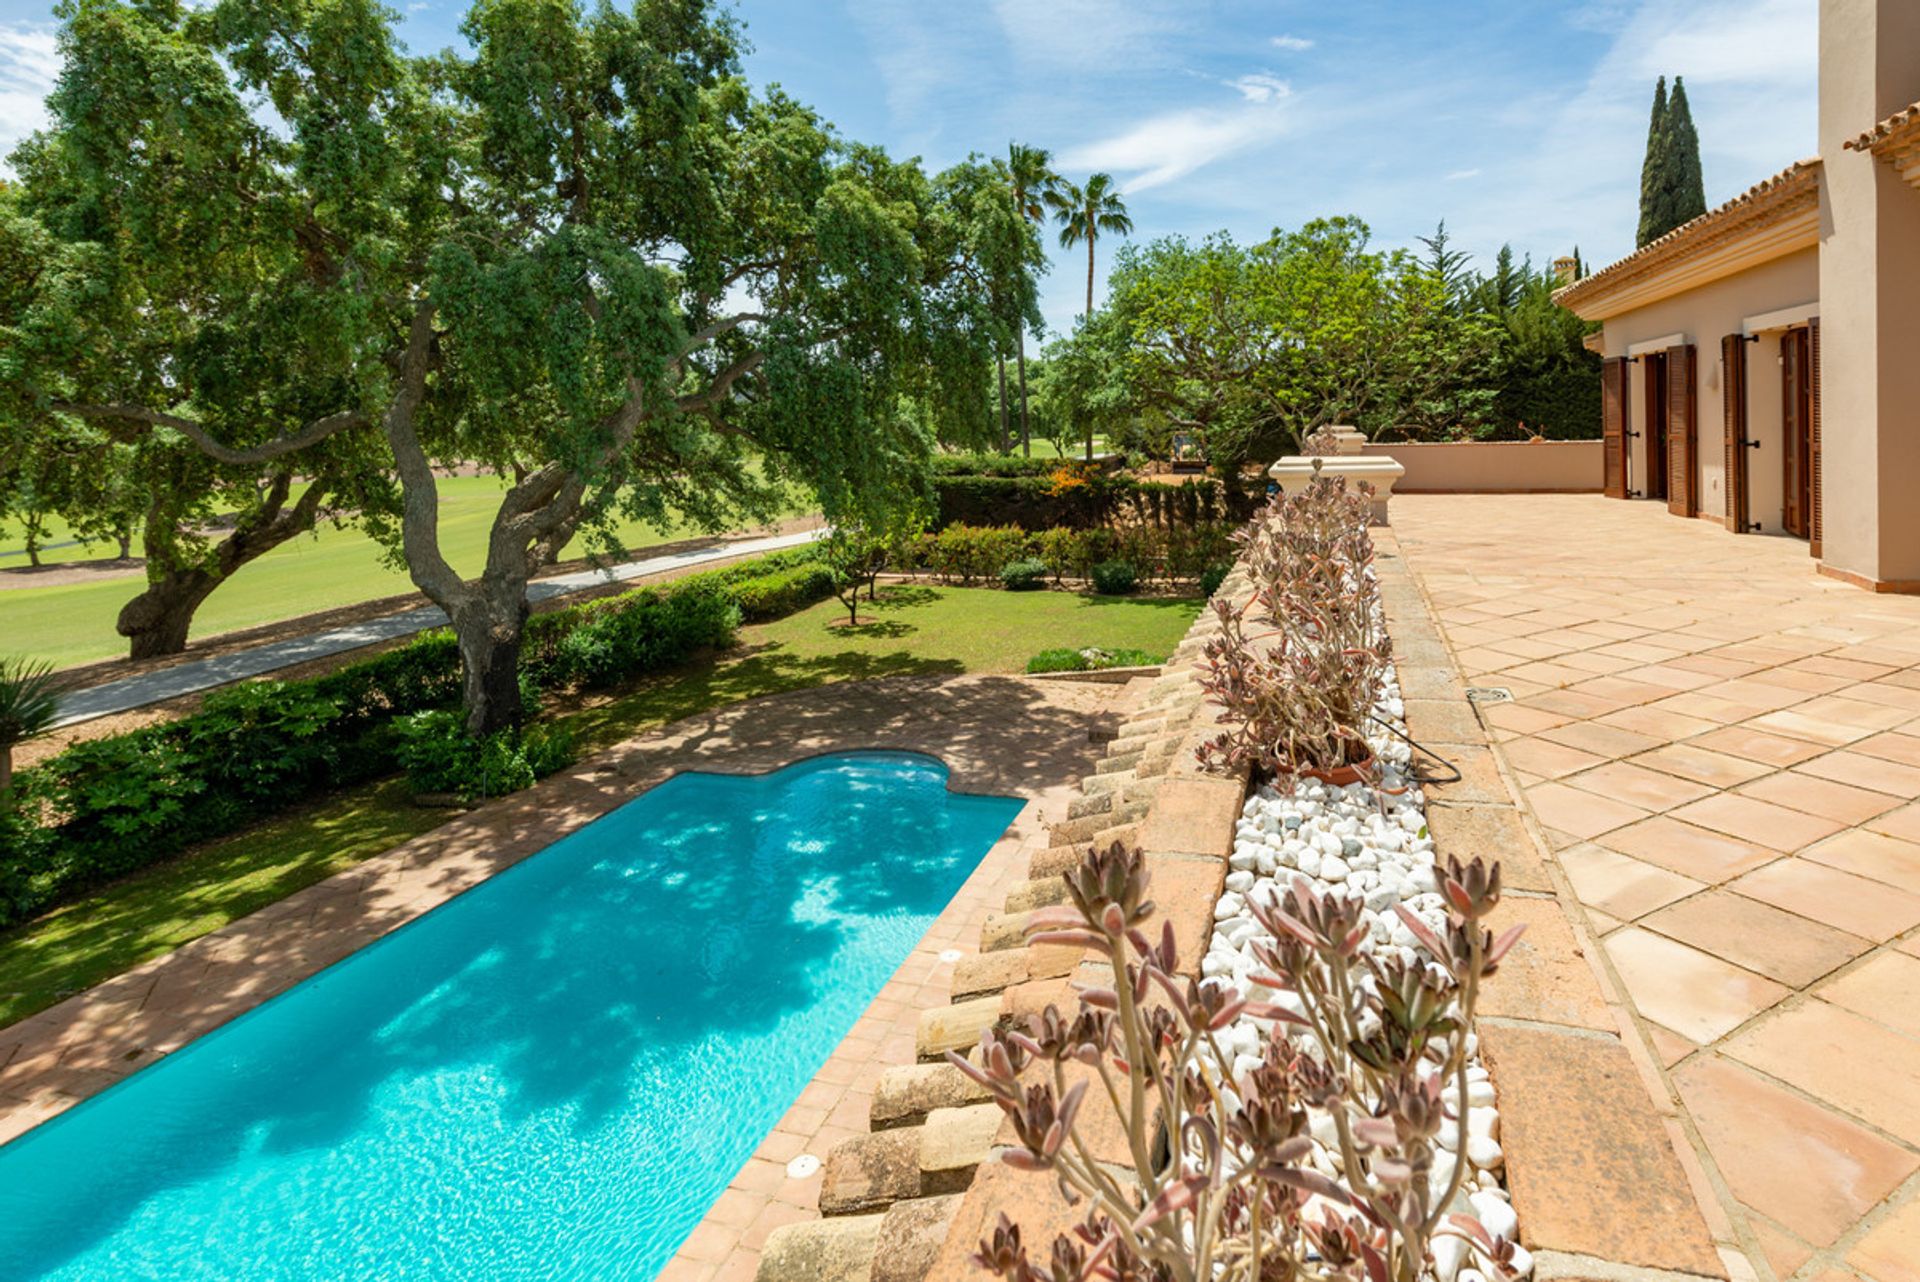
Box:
[1846,99,1920,154]
[1555,159,1821,313]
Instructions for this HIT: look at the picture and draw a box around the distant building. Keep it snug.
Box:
[1557,0,1920,592]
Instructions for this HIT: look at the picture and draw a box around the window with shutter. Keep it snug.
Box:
[1722,334,1749,533]
[1810,318,1823,558]
[1602,357,1627,499]
[1666,343,1697,518]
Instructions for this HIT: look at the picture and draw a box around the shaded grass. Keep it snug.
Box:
[0,586,1201,1027]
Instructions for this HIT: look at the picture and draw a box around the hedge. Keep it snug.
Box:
[0,543,835,930]
[903,522,1238,590]
[932,473,1233,531]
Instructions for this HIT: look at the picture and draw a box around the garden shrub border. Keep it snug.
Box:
[0,544,838,929]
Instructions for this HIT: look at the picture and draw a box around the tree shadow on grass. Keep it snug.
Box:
[868,584,941,610]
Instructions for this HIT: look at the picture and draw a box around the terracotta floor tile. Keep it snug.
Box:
[1650,691,1764,726]
[1788,655,1899,681]
[1528,687,1629,720]
[1668,653,1767,679]
[1819,950,1920,1039]
[1572,675,1686,707]
[1646,1023,1698,1067]
[1597,816,1780,882]
[1503,736,1609,780]
[1689,725,1830,767]
[1803,829,1920,895]
[1871,803,1920,845]
[1793,694,1918,733]
[1673,1054,1919,1246]
[1604,928,1789,1043]
[1669,793,1844,852]
[1558,843,1705,920]
[1797,751,1920,798]
[1538,720,1665,759]
[1521,780,1649,839]
[1620,663,1720,692]
[1480,702,1574,736]
[1698,678,1814,713]
[1849,1193,1920,1282]
[1563,761,1717,812]
[1736,772,1902,825]
[1749,1218,1816,1282]
[1730,860,1920,943]
[1641,890,1871,986]
[1749,709,1877,748]
[1725,1000,1920,1144]
[1596,705,1722,741]
[1636,743,1773,788]
[1849,731,1920,769]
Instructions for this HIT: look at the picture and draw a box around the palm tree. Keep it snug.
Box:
[0,657,61,794]
[1049,172,1133,322]
[1007,142,1059,457]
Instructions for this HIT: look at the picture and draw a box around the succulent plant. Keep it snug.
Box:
[954,839,1524,1282]
[1196,478,1390,778]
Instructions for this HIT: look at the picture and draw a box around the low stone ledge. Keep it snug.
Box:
[1479,1023,1725,1278]
[1001,877,1068,915]
[1136,775,1244,860]
[871,1195,967,1282]
[756,1213,885,1282]
[949,951,1031,1003]
[978,911,1030,953]
[916,997,1001,1062]
[1025,665,1162,685]
[923,1160,1094,1282]
[871,1063,994,1132]
[1423,803,1553,893]
[918,1104,1003,1193]
[820,1128,925,1216]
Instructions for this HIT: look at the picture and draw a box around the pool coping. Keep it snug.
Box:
[0,673,1132,1152]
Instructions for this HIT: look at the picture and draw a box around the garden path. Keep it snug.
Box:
[48,527,828,727]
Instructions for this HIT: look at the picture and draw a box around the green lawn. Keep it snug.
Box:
[2,474,809,669]
[0,585,1200,1025]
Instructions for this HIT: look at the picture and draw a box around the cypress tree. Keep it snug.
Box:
[1637,75,1708,247]
[1637,77,1671,248]
[1665,77,1707,225]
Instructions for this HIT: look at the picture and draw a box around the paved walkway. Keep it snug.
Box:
[1392,494,1920,1282]
[50,528,827,727]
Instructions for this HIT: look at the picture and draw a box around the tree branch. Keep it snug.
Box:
[52,401,366,467]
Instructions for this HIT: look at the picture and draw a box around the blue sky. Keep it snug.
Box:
[0,0,1818,336]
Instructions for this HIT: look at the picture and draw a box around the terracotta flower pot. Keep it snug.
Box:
[1296,747,1376,787]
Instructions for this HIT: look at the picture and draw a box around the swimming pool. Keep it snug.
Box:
[0,752,1023,1280]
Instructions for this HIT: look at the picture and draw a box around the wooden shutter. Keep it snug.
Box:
[1722,333,1749,532]
[1602,356,1628,499]
[1666,343,1697,518]
[1809,317,1823,558]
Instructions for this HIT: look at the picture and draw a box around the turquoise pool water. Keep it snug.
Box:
[0,752,1022,1281]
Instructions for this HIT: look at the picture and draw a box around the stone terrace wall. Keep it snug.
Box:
[753,568,1257,1282]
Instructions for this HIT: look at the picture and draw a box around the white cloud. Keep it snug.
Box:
[1227,73,1290,104]
[1446,168,1481,181]
[1061,82,1293,192]
[0,25,59,171]
[989,0,1184,73]
[1270,35,1314,52]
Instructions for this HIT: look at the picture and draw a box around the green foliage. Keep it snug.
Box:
[0,544,826,928]
[1090,560,1138,596]
[0,657,62,768]
[998,558,1048,591]
[1025,646,1159,673]
[1639,76,1708,248]
[1200,564,1231,597]
[394,711,576,803]
[924,524,1031,584]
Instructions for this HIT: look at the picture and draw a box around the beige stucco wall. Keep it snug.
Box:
[1818,0,1920,586]
[1595,248,1819,536]
[1360,441,1601,493]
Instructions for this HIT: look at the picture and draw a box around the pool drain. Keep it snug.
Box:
[786,1154,822,1179]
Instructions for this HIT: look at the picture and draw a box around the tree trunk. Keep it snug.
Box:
[115,527,132,561]
[0,747,12,795]
[997,357,1010,453]
[116,567,222,659]
[23,512,42,568]
[116,469,328,659]
[1016,332,1031,457]
[1086,227,1096,320]
[452,597,529,737]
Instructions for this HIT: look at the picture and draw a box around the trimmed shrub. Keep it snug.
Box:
[1200,564,1232,597]
[1025,646,1160,674]
[396,711,577,803]
[998,559,1048,591]
[0,542,831,930]
[927,525,1030,585]
[1090,560,1139,596]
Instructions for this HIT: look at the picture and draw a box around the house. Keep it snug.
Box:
[1557,0,1920,592]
